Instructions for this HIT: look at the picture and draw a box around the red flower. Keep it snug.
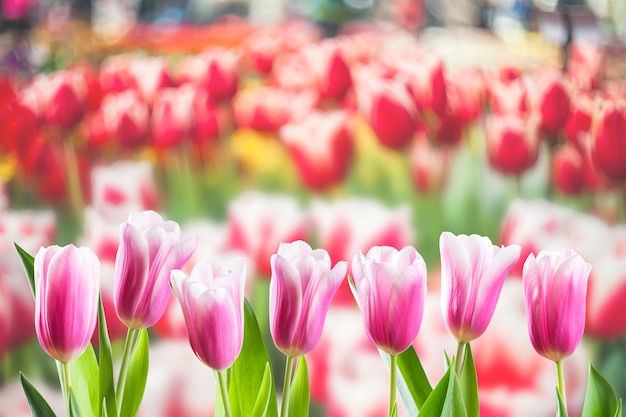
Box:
[485,114,540,176]
[590,99,626,183]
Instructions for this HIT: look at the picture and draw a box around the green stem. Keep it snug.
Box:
[218,370,233,417]
[389,354,397,417]
[455,341,467,376]
[556,360,567,407]
[280,356,295,417]
[63,133,85,220]
[60,361,71,416]
[116,328,139,412]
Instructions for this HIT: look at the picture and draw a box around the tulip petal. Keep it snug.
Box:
[269,254,303,355]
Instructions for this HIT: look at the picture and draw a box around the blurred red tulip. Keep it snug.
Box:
[409,132,452,194]
[590,99,626,183]
[128,56,176,106]
[100,54,139,94]
[552,143,585,196]
[101,90,150,149]
[151,87,193,149]
[395,51,447,116]
[189,86,224,146]
[280,110,354,191]
[563,91,595,148]
[304,38,352,101]
[178,47,240,102]
[566,41,605,91]
[71,63,104,112]
[485,114,540,176]
[242,29,282,74]
[528,70,570,138]
[488,78,528,116]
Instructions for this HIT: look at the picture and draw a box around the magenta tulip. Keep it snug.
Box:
[439,232,521,343]
[114,210,196,329]
[269,240,347,357]
[34,245,100,363]
[522,248,591,362]
[351,246,427,355]
[170,258,246,370]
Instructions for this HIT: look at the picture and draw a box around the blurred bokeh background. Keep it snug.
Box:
[0,0,625,415]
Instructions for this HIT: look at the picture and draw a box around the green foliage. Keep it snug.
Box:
[119,329,149,417]
[20,373,57,417]
[287,357,310,417]
[582,363,622,417]
[15,243,36,299]
[98,296,118,417]
[458,344,478,417]
[419,360,468,417]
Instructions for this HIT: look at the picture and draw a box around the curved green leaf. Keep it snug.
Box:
[459,344,478,417]
[69,389,83,417]
[119,329,149,417]
[15,243,35,299]
[98,296,117,417]
[556,387,569,417]
[227,299,278,417]
[251,363,273,417]
[20,372,58,417]
[287,357,310,417]
[397,345,432,413]
[582,363,619,417]
[419,360,468,417]
[66,346,99,417]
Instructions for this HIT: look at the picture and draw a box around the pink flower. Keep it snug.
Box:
[34,245,100,362]
[127,56,176,106]
[485,113,540,176]
[170,257,246,370]
[101,90,150,149]
[279,109,354,191]
[522,248,591,362]
[114,210,196,329]
[439,232,520,343]
[270,240,347,357]
[178,47,240,102]
[351,245,427,355]
[151,87,194,149]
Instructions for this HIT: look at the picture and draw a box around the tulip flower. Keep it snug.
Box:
[528,70,570,138]
[552,143,585,196]
[352,245,426,416]
[270,240,347,417]
[439,232,521,345]
[522,248,591,405]
[485,113,540,176]
[151,86,194,150]
[114,210,197,330]
[590,99,626,183]
[101,90,150,149]
[34,244,100,363]
[170,257,246,371]
[522,248,591,362]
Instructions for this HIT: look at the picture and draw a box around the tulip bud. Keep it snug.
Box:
[485,114,540,176]
[439,232,520,343]
[270,240,347,357]
[528,70,570,137]
[590,99,626,183]
[522,248,591,362]
[351,245,427,355]
[170,258,246,370]
[34,245,100,362]
[114,210,197,329]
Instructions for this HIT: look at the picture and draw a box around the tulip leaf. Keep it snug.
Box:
[385,345,432,416]
[227,299,278,417]
[15,243,36,299]
[119,329,149,417]
[287,356,310,417]
[98,296,118,417]
[459,344,478,417]
[556,387,569,417]
[391,402,398,417]
[68,346,99,417]
[581,363,621,417]
[615,400,622,417]
[419,361,468,417]
[251,362,273,417]
[20,372,58,417]
[69,389,83,417]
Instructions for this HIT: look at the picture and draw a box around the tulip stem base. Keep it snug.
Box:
[218,369,233,417]
[389,354,397,417]
[59,360,71,417]
[280,356,295,417]
[116,328,139,412]
[455,342,467,375]
[556,360,567,407]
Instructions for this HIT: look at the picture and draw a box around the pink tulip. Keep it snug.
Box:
[440,232,521,343]
[409,132,452,194]
[552,143,585,196]
[151,87,194,149]
[101,90,150,149]
[487,77,528,116]
[302,39,352,101]
[114,210,196,329]
[178,47,240,102]
[127,56,176,106]
[351,245,427,355]
[522,248,591,362]
[269,240,347,357]
[34,245,100,362]
[170,257,246,370]
[279,109,354,191]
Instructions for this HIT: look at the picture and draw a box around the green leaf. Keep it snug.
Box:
[251,363,273,417]
[68,346,99,417]
[69,389,83,417]
[391,402,398,417]
[615,400,622,417]
[419,360,468,417]
[15,243,36,299]
[227,299,279,417]
[459,344,478,417]
[394,345,432,415]
[119,329,149,417]
[20,372,58,417]
[287,356,310,417]
[581,363,620,417]
[98,295,118,417]
[556,387,569,417]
